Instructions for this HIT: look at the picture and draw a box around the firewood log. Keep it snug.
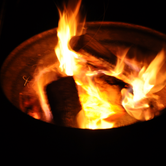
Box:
[69,34,140,83]
[69,34,118,72]
[69,34,117,66]
[46,76,82,128]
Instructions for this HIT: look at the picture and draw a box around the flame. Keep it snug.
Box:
[32,65,57,122]
[55,0,83,76]
[29,0,166,129]
[122,49,166,120]
[75,71,122,129]
[54,0,117,129]
[54,0,166,127]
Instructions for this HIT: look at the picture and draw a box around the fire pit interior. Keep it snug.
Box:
[1,1,166,129]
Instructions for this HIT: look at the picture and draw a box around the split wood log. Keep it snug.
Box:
[69,34,117,66]
[46,76,82,128]
[69,34,117,71]
[69,34,140,83]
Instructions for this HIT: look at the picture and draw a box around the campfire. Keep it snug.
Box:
[2,0,166,129]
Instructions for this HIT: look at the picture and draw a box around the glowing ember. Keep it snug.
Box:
[27,0,166,129]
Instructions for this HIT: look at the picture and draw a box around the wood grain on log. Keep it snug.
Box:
[69,34,117,65]
[69,34,118,71]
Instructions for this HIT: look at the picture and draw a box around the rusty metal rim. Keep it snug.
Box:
[1,21,166,81]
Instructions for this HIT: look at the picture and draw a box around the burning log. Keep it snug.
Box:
[69,34,140,78]
[96,74,129,89]
[69,34,117,65]
[46,76,82,128]
[94,73,130,106]
[69,34,117,70]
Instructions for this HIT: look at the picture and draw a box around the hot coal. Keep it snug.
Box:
[46,76,82,128]
[19,93,45,121]
[104,112,138,128]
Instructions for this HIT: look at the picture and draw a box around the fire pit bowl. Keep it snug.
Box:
[1,22,166,128]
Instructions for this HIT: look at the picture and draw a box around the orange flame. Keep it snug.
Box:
[75,71,122,129]
[32,65,57,122]
[31,0,166,128]
[54,0,166,127]
[54,0,117,129]
[55,0,83,76]
[122,49,166,120]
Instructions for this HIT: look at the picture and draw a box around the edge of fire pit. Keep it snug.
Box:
[0,27,58,109]
[85,21,166,38]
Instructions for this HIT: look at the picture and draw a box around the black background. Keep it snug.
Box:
[1,0,166,163]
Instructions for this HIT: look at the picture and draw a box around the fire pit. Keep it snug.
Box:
[1,20,166,129]
[1,0,166,130]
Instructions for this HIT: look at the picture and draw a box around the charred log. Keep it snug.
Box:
[69,34,140,80]
[69,34,117,66]
[46,76,82,128]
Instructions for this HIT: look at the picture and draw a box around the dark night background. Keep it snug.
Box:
[1,0,166,163]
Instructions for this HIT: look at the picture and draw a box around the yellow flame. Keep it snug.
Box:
[55,0,83,76]
[111,48,129,77]
[54,0,117,129]
[76,70,124,128]
[122,49,166,120]
[31,0,166,128]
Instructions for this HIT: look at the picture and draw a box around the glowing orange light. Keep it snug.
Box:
[122,49,166,120]
[31,0,166,128]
